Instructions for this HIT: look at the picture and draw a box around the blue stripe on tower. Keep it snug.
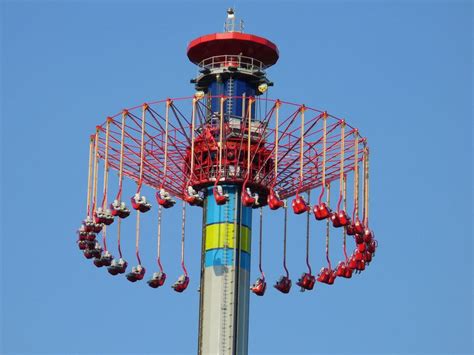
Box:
[206,185,252,228]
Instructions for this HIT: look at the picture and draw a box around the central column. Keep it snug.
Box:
[198,185,252,355]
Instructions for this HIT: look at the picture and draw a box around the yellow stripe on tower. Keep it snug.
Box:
[205,223,251,253]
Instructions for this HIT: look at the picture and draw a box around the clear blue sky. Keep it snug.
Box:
[1,1,472,354]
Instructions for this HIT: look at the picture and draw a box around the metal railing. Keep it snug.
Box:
[198,55,266,74]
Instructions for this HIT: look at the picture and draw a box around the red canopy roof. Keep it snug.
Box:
[187,32,279,67]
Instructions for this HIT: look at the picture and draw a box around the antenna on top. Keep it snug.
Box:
[224,8,244,33]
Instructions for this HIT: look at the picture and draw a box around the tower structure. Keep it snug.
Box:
[187,9,278,354]
[77,8,377,355]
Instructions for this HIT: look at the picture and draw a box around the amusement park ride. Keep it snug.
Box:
[77,9,377,355]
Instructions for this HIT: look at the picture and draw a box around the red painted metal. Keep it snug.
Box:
[187,32,279,66]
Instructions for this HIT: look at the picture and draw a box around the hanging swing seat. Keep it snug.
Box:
[364,251,373,264]
[184,186,204,207]
[78,225,88,240]
[356,259,366,271]
[98,251,113,267]
[313,202,331,220]
[172,274,189,292]
[83,249,94,259]
[77,240,88,250]
[267,188,284,210]
[242,187,259,208]
[107,258,128,275]
[331,210,350,228]
[93,208,115,225]
[126,265,146,282]
[110,200,131,218]
[357,242,366,252]
[367,239,377,254]
[292,195,310,215]
[157,189,176,209]
[213,185,229,205]
[354,219,365,235]
[336,261,353,278]
[363,229,373,243]
[251,277,267,296]
[348,256,358,270]
[296,272,316,291]
[354,233,364,245]
[131,193,152,212]
[274,276,292,293]
[346,223,356,235]
[317,267,337,285]
[93,257,104,268]
[147,271,167,288]
[82,217,95,232]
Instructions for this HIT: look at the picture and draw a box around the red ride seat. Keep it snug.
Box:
[77,240,88,250]
[82,217,95,232]
[126,265,146,282]
[354,233,364,245]
[336,261,347,277]
[296,272,316,291]
[242,189,256,207]
[184,186,204,207]
[313,202,331,220]
[274,276,292,293]
[292,195,310,215]
[346,222,356,235]
[355,259,366,272]
[83,249,94,259]
[331,210,350,228]
[363,229,373,243]
[367,239,378,254]
[251,277,266,296]
[357,242,366,252]
[107,258,128,275]
[354,219,365,235]
[317,267,337,285]
[131,193,152,212]
[213,185,229,205]
[348,256,358,270]
[336,261,353,278]
[364,251,373,264]
[147,271,167,288]
[172,274,189,293]
[110,200,131,219]
[267,189,284,210]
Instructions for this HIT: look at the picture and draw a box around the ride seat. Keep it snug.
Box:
[110,200,131,218]
[157,189,176,209]
[313,202,331,220]
[172,274,190,293]
[274,275,292,294]
[363,228,373,243]
[131,193,152,212]
[108,258,128,275]
[267,189,284,210]
[126,265,146,282]
[296,272,315,291]
[354,219,365,235]
[77,240,88,250]
[292,195,310,215]
[331,210,350,228]
[147,271,167,288]
[251,277,266,296]
[214,185,229,205]
[242,188,259,207]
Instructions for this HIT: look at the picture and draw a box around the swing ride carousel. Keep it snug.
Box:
[77,9,377,355]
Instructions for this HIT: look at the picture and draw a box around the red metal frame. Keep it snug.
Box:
[94,96,365,205]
